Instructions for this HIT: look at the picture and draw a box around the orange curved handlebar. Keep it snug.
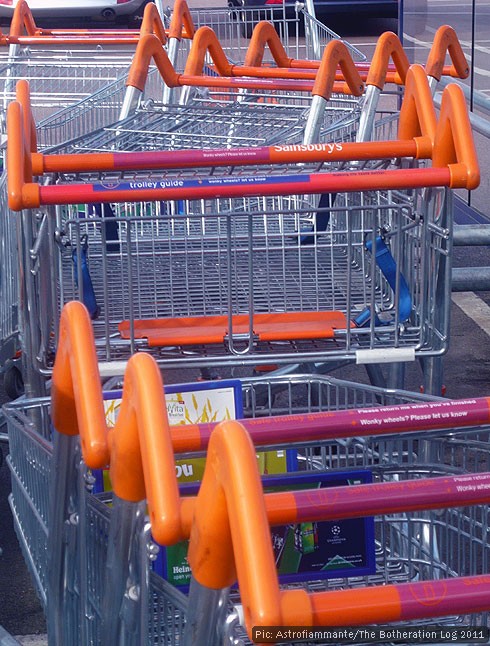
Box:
[244,20,293,68]
[425,25,469,81]
[126,33,181,91]
[183,25,234,76]
[187,420,286,626]
[366,31,410,89]
[51,301,184,546]
[397,64,437,157]
[9,0,39,37]
[139,2,168,44]
[167,0,196,40]
[7,80,40,210]
[311,39,364,98]
[433,82,480,189]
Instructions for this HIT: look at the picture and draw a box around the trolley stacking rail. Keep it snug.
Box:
[6,63,479,396]
[5,300,490,645]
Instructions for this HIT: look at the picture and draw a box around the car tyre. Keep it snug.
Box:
[3,363,24,400]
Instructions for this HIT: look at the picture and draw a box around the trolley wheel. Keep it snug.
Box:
[3,364,25,400]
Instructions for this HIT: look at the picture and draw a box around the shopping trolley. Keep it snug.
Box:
[6,64,479,396]
[5,300,490,645]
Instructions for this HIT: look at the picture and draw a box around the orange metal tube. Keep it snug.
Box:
[433,83,480,190]
[167,0,196,40]
[6,101,39,211]
[9,0,38,37]
[366,31,410,88]
[107,352,184,545]
[425,25,469,81]
[7,0,168,45]
[51,301,108,462]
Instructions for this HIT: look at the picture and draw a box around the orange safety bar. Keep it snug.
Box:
[425,25,469,81]
[5,0,168,46]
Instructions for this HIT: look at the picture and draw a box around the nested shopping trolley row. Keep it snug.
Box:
[5,300,490,645]
[6,65,478,397]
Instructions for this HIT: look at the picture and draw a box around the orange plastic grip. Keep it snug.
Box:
[366,31,410,89]
[425,25,469,81]
[51,301,109,464]
[168,0,196,40]
[244,20,293,68]
[139,2,168,45]
[187,420,284,628]
[6,100,39,211]
[433,83,480,190]
[126,33,180,91]
[15,79,37,155]
[9,0,39,37]
[183,26,233,76]
[51,301,184,546]
[107,352,184,545]
[312,39,364,99]
[397,64,437,157]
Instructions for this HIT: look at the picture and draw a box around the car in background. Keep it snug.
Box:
[0,0,150,23]
[228,0,398,36]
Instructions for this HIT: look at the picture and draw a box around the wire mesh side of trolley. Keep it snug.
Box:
[0,50,137,121]
[40,92,367,157]
[34,171,449,372]
[5,374,490,645]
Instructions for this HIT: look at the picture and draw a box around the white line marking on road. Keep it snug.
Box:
[452,292,490,337]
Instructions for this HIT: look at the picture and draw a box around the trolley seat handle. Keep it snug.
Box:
[425,25,469,82]
[397,64,437,158]
[184,26,364,95]
[183,25,235,77]
[9,0,40,38]
[365,31,410,89]
[167,0,196,41]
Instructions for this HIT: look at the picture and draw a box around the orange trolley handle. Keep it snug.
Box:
[51,301,184,547]
[425,25,469,81]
